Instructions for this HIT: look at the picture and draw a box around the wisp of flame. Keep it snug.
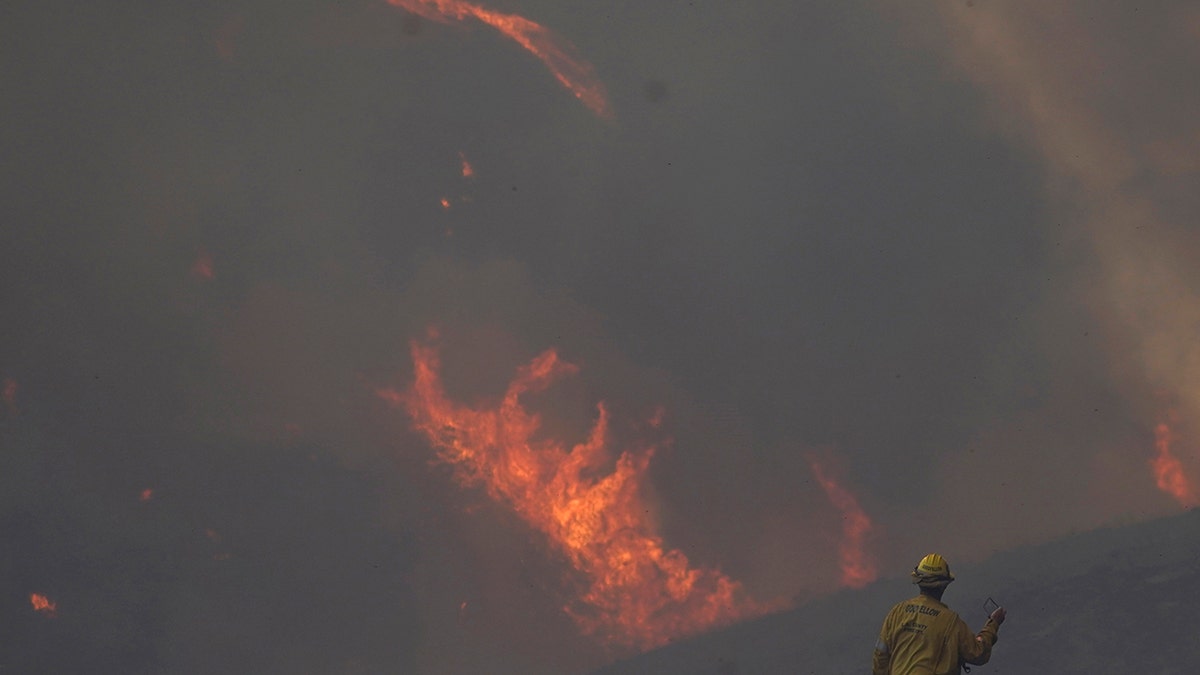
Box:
[386,0,612,119]
[808,456,877,589]
[379,335,761,649]
[2,377,17,415]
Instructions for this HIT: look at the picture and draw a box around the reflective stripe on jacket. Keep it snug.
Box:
[871,594,999,675]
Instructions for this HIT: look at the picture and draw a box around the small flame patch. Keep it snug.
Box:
[30,593,57,618]
[1152,422,1197,508]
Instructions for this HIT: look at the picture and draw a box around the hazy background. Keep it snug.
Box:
[2,0,1197,672]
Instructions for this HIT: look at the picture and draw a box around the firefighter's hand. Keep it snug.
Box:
[989,606,1007,625]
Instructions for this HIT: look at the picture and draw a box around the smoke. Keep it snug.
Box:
[2,0,1195,672]
[871,0,1200,563]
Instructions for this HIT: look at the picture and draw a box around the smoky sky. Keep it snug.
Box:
[2,0,1195,673]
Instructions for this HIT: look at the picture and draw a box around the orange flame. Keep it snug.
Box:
[459,151,475,179]
[30,593,57,617]
[808,456,877,589]
[386,0,612,119]
[1152,422,1197,508]
[382,335,760,649]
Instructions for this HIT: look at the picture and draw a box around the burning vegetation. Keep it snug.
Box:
[378,333,764,649]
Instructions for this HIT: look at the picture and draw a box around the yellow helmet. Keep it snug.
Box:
[911,553,955,586]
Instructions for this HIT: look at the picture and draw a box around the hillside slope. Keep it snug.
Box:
[592,510,1200,674]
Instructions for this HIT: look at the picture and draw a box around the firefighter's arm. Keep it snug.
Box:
[872,614,893,675]
[872,634,891,675]
[959,613,1002,666]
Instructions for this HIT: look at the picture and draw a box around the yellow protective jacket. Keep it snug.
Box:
[871,594,1000,675]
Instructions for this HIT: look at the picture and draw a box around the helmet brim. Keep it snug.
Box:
[911,568,955,586]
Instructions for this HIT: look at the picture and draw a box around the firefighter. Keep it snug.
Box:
[871,553,1006,675]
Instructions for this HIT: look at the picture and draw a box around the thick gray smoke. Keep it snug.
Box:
[2,1,1194,673]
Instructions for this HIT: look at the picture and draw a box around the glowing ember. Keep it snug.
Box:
[808,456,877,588]
[439,197,452,210]
[1152,422,1197,508]
[381,335,760,649]
[386,0,612,119]
[140,488,154,502]
[191,248,215,281]
[459,151,475,179]
[30,593,57,617]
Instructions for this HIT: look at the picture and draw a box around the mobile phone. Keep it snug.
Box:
[984,597,1000,615]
